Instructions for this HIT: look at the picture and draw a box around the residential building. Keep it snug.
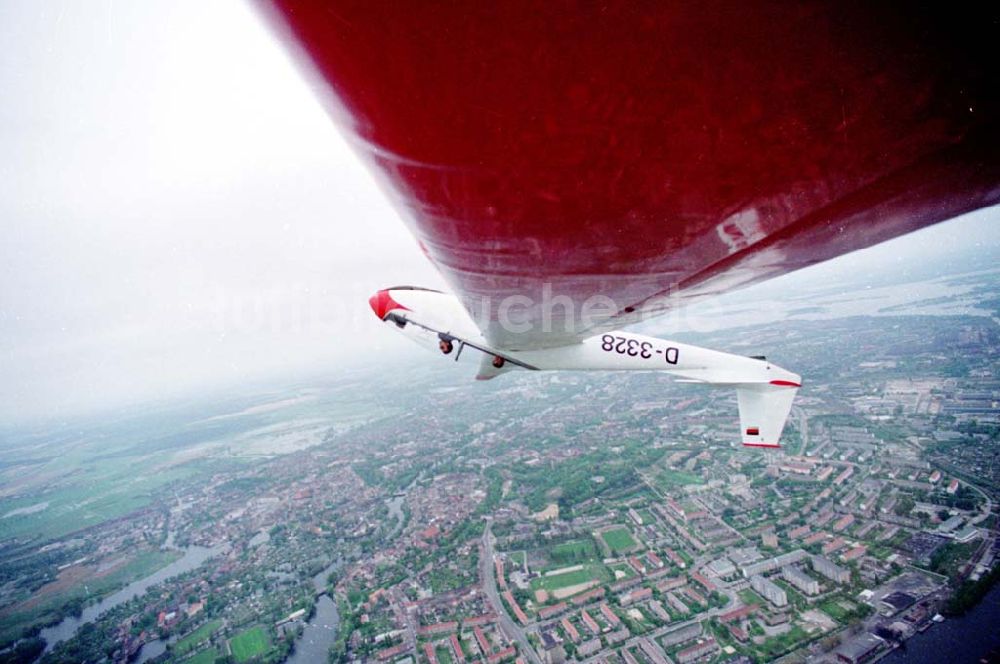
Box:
[750,575,787,607]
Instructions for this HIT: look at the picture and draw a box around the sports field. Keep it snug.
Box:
[230,625,269,662]
[187,648,220,664]
[530,564,609,593]
[174,619,221,656]
[601,527,638,554]
[655,468,704,488]
[550,539,597,564]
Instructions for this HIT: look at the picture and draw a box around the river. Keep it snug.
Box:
[285,594,339,664]
[386,496,405,539]
[133,633,172,663]
[132,557,342,663]
[39,544,223,654]
[280,497,399,663]
[282,490,408,663]
[880,583,1000,663]
[285,560,341,664]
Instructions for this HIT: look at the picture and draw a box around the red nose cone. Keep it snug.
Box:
[368,289,408,319]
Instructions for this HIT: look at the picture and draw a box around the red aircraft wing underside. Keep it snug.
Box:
[257,1,1000,350]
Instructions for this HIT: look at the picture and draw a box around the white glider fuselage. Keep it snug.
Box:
[369,287,800,449]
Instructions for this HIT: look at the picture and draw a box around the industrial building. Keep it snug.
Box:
[834,633,885,664]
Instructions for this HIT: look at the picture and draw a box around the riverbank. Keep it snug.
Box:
[880,582,1000,663]
[39,544,223,653]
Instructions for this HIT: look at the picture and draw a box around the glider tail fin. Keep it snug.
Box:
[737,382,798,449]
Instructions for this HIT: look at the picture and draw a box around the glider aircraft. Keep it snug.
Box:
[258,2,1000,448]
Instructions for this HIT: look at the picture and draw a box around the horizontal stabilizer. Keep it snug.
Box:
[737,383,798,448]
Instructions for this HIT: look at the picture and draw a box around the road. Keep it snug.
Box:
[480,519,542,664]
[897,428,993,527]
[921,458,993,527]
[792,406,810,455]
[964,480,993,526]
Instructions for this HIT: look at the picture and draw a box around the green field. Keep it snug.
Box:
[819,598,857,622]
[654,469,705,488]
[174,619,222,656]
[230,625,270,662]
[530,564,610,593]
[0,388,368,546]
[0,548,182,647]
[601,527,639,554]
[738,588,765,607]
[187,648,221,664]
[0,464,201,544]
[550,539,598,564]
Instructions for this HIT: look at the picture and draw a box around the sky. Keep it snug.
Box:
[1,0,444,423]
[1,1,998,424]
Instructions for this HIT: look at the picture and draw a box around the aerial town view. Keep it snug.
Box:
[3,0,999,662]
[1,260,998,664]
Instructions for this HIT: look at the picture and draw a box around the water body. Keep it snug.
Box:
[40,544,223,653]
[286,594,339,664]
[310,560,341,595]
[132,557,340,664]
[386,496,405,539]
[134,634,174,663]
[286,561,341,664]
[880,583,1000,663]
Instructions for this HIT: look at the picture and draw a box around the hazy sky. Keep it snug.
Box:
[1,0,445,423]
[1,1,998,424]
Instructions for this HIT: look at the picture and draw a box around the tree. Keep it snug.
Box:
[6,637,45,664]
